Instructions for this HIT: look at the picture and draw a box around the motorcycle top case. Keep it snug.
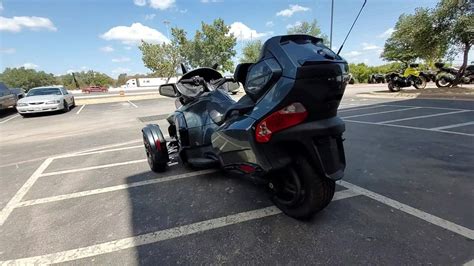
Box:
[244,35,349,120]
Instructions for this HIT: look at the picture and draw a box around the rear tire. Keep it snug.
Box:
[271,155,335,219]
[388,82,400,92]
[71,98,76,108]
[435,78,451,88]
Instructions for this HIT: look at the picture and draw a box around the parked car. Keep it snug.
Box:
[16,86,75,117]
[10,88,26,100]
[82,85,108,93]
[0,82,18,110]
[368,74,385,83]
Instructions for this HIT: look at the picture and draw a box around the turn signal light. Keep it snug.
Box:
[255,102,308,143]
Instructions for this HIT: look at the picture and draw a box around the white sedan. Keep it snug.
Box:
[16,86,75,117]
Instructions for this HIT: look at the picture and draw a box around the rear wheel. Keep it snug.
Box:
[271,155,335,219]
[388,82,400,92]
[71,98,76,108]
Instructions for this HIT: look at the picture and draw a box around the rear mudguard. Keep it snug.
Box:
[142,124,169,164]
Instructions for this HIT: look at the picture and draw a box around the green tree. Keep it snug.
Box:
[139,41,181,82]
[435,0,474,85]
[58,71,114,89]
[240,40,262,63]
[0,67,56,91]
[287,20,329,45]
[173,18,237,71]
[116,73,128,87]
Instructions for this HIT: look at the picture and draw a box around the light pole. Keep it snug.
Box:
[163,20,171,40]
[330,0,334,49]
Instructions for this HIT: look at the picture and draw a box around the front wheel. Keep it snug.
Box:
[142,125,169,172]
[62,100,70,113]
[413,76,427,89]
[271,155,335,219]
[435,77,451,88]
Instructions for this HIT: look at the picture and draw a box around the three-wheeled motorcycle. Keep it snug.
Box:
[142,34,350,219]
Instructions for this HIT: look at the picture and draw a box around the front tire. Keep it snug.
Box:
[413,76,427,89]
[435,77,451,88]
[271,155,335,219]
[388,82,400,92]
[71,98,76,108]
[62,100,70,113]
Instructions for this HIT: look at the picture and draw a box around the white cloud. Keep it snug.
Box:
[100,46,114,52]
[101,23,169,44]
[378,28,395,38]
[361,42,380,50]
[229,22,268,41]
[112,67,131,73]
[112,57,131,63]
[145,14,156,20]
[149,0,175,10]
[0,1,3,11]
[66,69,75,74]
[0,16,57,32]
[201,0,222,3]
[124,46,132,50]
[276,5,310,17]
[22,62,38,69]
[133,0,146,6]
[179,9,188,13]
[0,48,15,54]
[286,21,302,29]
[343,51,361,58]
[265,21,274,27]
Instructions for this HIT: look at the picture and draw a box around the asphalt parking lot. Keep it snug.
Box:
[0,89,473,264]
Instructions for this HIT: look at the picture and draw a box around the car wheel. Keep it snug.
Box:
[71,98,76,108]
[20,113,29,118]
[62,100,70,113]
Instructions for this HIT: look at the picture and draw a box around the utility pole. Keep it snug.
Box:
[330,0,334,49]
[163,20,171,40]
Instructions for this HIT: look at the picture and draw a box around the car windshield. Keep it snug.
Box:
[27,88,62,96]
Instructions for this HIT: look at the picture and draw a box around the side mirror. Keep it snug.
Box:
[234,63,252,84]
[159,84,180,98]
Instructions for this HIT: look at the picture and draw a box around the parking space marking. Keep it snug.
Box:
[57,139,142,159]
[338,105,386,112]
[341,107,420,119]
[18,169,218,207]
[0,114,20,124]
[430,121,474,130]
[76,104,86,114]
[339,181,474,240]
[127,100,138,108]
[0,190,359,264]
[40,159,147,177]
[345,119,474,137]
[0,158,53,227]
[378,110,470,124]
[383,104,471,112]
[74,145,143,157]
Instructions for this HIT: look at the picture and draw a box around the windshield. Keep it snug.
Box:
[27,88,62,97]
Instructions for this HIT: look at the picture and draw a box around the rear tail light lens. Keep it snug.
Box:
[255,102,308,143]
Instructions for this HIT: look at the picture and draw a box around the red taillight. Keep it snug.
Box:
[255,102,308,143]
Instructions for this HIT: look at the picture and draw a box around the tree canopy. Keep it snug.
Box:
[0,67,57,91]
[139,18,237,75]
[287,20,329,45]
[240,40,262,63]
[59,71,114,89]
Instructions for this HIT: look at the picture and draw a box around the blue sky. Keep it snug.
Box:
[0,0,468,78]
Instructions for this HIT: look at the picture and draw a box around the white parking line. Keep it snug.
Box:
[74,145,143,157]
[127,100,138,108]
[430,121,474,130]
[342,107,419,119]
[339,181,474,240]
[40,159,147,177]
[76,104,86,114]
[383,104,471,111]
[0,190,358,264]
[56,139,142,159]
[345,119,474,137]
[338,105,386,112]
[0,158,53,227]
[0,114,20,124]
[378,110,470,124]
[18,169,218,207]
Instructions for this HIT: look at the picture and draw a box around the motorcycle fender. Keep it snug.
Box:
[142,124,169,164]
